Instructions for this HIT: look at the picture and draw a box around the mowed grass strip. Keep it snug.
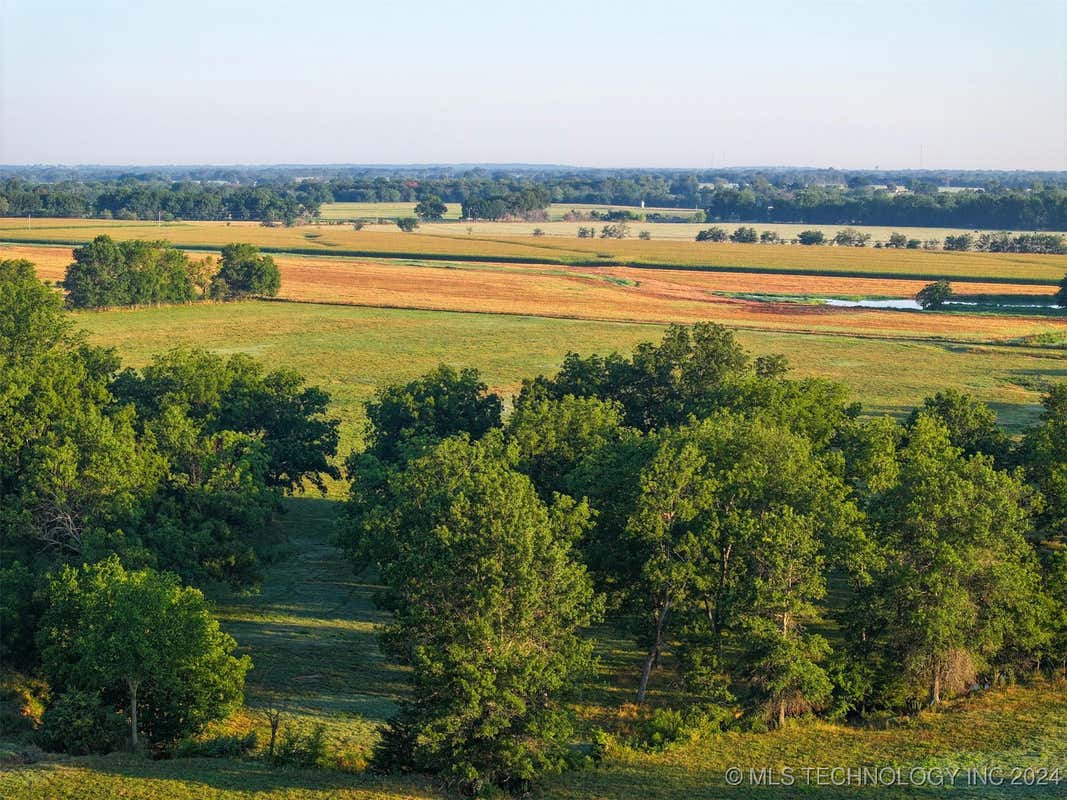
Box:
[3,218,1065,283]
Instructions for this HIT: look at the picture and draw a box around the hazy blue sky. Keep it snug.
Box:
[1,0,1064,169]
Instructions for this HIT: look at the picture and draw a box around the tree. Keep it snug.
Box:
[1020,384,1067,543]
[907,389,1008,463]
[209,243,280,299]
[696,226,727,242]
[797,230,825,245]
[65,236,197,308]
[360,364,502,464]
[600,222,629,239]
[832,228,871,247]
[38,557,250,749]
[916,280,953,309]
[944,233,973,251]
[413,195,447,221]
[864,416,1048,706]
[886,232,908,248]
[396,217,419,232]
[730,226,757,243]
[348,435,600,792]
[1057,274,1067,307]
[113,348,339,493]
[759,230,779,243]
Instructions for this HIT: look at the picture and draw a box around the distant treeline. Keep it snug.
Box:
[2,167,1067,229]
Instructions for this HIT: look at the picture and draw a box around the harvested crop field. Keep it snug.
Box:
[11,244,1067,343]
[3,219,1064,283]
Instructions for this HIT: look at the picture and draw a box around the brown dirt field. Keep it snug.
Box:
[270,255,1067,342]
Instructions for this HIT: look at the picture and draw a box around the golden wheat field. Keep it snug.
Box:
[2,218,1064,283]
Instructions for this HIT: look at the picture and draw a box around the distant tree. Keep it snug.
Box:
[210,243,280,300]
[600,222,629,239]
[65,235,197,308]
[638,230,652,240]
[908,239,923,249]
[730,226,758,243]
[943,234,973,251]
[1057,274,1067,307]
[696,226,727,242]
[413,195,447,221]
[532,227,545,236]
[396,217,419,232]
[577,226,596,238]
[38,557,250,749]
[759,230,779,243]
[832,228,871,247]
[886,232,908,249]
[797,230,825,246]
[916,280,953,309]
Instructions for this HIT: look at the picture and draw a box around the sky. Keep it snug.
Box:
[1,0,1065,170]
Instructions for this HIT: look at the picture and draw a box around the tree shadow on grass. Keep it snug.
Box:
[16,753,438,797]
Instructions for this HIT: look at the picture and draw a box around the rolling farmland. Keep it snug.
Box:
[2,218,1065,283]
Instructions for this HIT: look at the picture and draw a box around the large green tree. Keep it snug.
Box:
[346,434,600,792]
[64,236,197,308]
[864,416,1048,706]
[38,557,250,749]
[209,243,280,299]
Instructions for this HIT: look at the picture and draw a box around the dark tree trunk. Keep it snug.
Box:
[636,599,671,703]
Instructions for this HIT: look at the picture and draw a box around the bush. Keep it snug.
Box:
[272,723,329,768]
[577,226,595,238]
[175,732,257,759]
[797,230,826,246]
[396,217,419,232]
[629,705,732,751]
[0,672,48,740]
[638,230,651,240]
[37,690,127,755]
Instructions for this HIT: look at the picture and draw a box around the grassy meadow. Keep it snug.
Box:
[66,300,1064,459]
[3,218,1065,283]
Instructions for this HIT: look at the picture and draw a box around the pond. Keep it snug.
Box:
[822,298,1063,311]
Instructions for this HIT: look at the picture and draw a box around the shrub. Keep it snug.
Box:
[577,226,595,238]
[396,217,419,232]
[272,723,329,768]
[175,732,257,759]
[37,690,127,755]
[638,230,651,240]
